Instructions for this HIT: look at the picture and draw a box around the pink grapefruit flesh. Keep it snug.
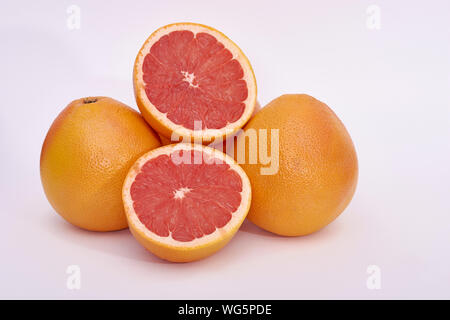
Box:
[130,149,243,242]
[122,144,252,262]
[133,23,257,143]
[143,31,247,130]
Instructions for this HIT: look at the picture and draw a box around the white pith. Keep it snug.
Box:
[181,71,199,88]
[134,23,257,141]
[173,187,191,199]
[122,144,252,248]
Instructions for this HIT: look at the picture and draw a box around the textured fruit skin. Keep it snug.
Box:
[40,97,161,231]
[128,220,243,263]
[238,94,358,236]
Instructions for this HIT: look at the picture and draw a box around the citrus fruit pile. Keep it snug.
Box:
[40,23,358,262]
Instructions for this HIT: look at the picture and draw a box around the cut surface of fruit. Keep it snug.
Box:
[122,143,251,262]
[133,23,257,142]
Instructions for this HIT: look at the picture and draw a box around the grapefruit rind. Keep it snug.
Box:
[133,22,257,143]
[122,143,252,262]
[40,97,161,232]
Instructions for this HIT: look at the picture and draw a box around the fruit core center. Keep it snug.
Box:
[173,187,191,200]
[181,71,199,88]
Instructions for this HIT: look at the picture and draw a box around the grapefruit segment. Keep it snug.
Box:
[134,23,257,143]
[122,144,251,262]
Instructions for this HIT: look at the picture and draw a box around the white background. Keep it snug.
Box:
[1,0,449,299]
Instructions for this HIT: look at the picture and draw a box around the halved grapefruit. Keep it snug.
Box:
[122,143,251,262]
[133,22,257,143]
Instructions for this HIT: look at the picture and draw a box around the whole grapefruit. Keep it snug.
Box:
[237,94,358,236]
[40,97,161,231]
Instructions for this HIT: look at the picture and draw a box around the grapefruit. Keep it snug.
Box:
[122,143,251,262]
[158,133,175,146]
[133,22,257,143]
[238,94,358,236]
[40,97,161,231]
